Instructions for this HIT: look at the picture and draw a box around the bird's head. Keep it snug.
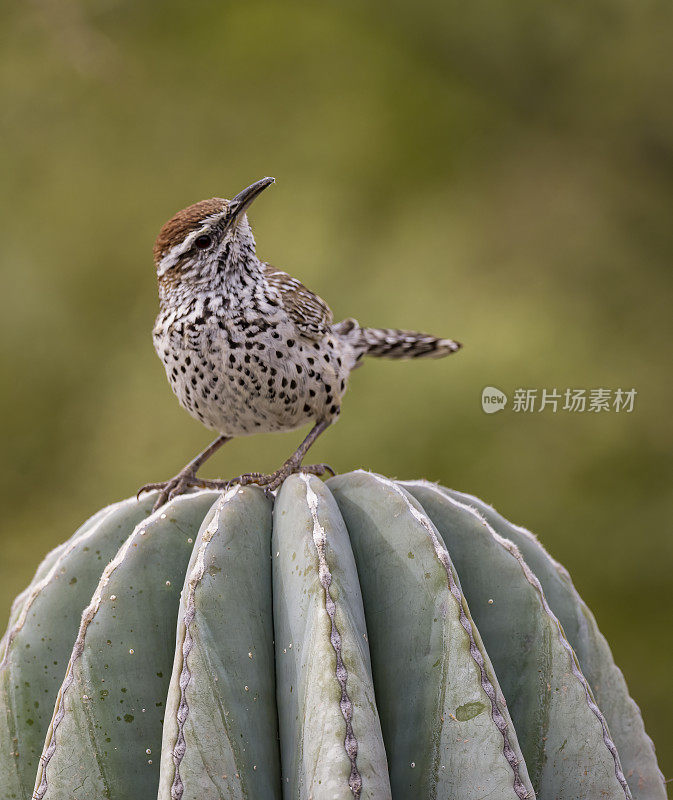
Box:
[153,177,275,294]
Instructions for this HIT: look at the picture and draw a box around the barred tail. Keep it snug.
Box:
[359,327,462,359]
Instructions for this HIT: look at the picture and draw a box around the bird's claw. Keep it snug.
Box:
[137,471,202,512]
[138,462,335,511]
[196,462,336,496]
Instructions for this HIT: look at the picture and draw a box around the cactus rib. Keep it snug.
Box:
[0,496,155,800]
[169,488,238,799]
[375,476,530,800]
[485,518,630,797]
[32,507,156,800]
[33,492,215,800]
[328,471,534,799]
[301,475,362,798]
[440,486,666,800]
[273,475,390,799]
[404,480,633,799]
[158,486,280,799]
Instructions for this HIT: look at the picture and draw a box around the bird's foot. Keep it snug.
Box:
[137,468,205,512]
[198,462,335,495]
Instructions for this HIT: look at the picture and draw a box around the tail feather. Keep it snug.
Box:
[359,326,461,359]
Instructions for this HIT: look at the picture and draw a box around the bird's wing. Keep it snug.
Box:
[263,264,333,339]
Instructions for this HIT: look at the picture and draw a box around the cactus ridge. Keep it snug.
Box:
[301,474,362,799]
[430,483,665,799]
[373,475,530,800]
[489,520,630,797]
[171,489,236,800]
[33,500,169,799]
[170,488,239,800]
[423,483,631,798]
[0,472,664,800]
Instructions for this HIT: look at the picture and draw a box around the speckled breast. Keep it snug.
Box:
[154,318,349,437]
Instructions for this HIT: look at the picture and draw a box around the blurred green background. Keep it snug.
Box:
[1,0,671,779]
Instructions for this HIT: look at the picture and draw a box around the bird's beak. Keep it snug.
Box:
[228,177,275,224]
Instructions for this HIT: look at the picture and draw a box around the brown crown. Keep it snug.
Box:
[153,198,227,263]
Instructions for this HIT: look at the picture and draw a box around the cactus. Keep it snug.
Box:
[0,472,665,800]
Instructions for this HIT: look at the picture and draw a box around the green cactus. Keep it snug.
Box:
[0,472,665,800]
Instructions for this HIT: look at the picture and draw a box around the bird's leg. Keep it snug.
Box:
[198,420,334,494]
[137,434,231,511]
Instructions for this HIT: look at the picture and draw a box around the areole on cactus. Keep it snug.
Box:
[0,471,665,800]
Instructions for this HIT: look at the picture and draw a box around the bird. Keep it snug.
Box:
[139,177,461,510]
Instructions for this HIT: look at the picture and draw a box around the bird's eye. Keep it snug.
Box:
[195,234,212,250]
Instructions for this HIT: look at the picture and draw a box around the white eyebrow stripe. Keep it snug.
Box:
[157,211,227,276]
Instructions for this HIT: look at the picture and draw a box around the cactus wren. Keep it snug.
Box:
[139,177,461,509]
